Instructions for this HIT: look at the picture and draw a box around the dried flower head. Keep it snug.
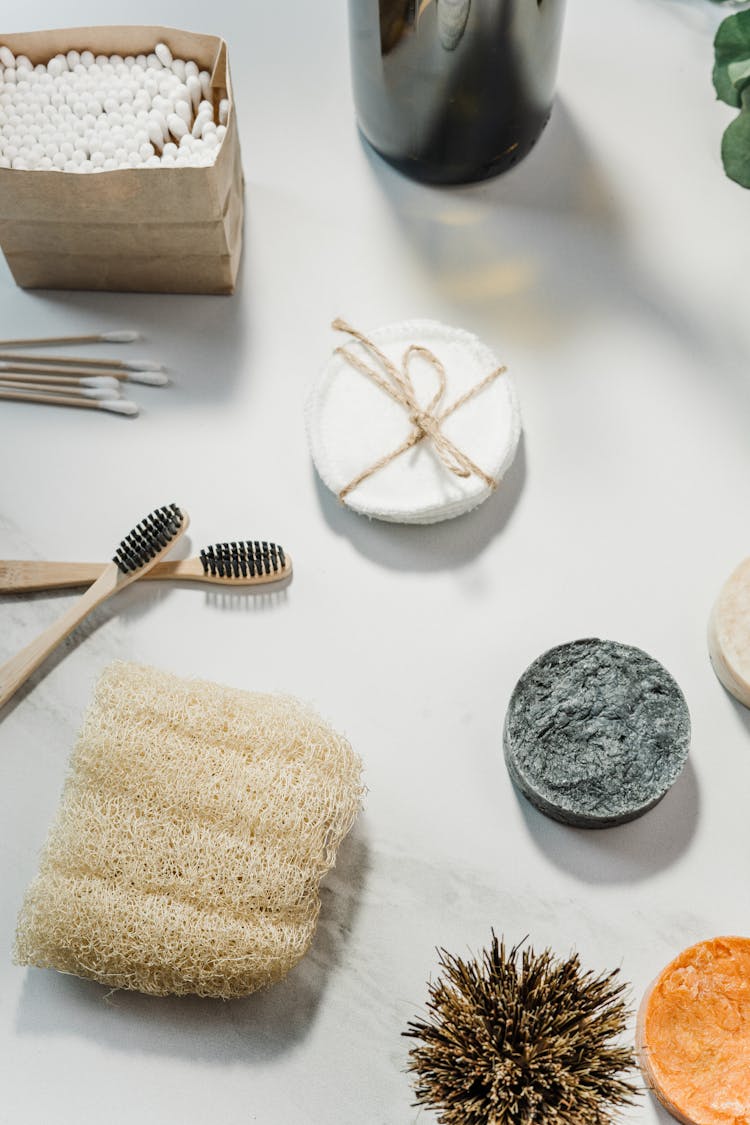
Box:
[404,934,638,1125]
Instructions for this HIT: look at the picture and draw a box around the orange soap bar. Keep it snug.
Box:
[637,937,750,1125]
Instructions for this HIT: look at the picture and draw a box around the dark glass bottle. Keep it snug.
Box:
[348,0,566,184]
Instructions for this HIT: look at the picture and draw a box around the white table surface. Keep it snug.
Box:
[2,1,749,1122]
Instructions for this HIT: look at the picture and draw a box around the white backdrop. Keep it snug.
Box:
[1,1,749,1122]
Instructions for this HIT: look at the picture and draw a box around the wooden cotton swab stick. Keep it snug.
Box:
[0,331,140,347]
[0,388,138,415]
[0,380,120,400]
[0,360,168,385]
[0,372,121,391]
[0,352,165,373]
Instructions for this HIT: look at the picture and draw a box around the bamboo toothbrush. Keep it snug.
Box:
[0,388,138,415]
[0,541,292,592]
[0,361,167,386]
[0,504,188,711]
[0,330,140,347]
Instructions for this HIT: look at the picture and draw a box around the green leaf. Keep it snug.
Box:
[721,97,750,187]
[714,10,750,106]
[728,57,750,90]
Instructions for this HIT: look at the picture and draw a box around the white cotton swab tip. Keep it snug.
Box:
[101,330,141,343]
[154,42,173,68]
[80,385,121,399]
[123,358,165,372]
[127,369,169,386]
[102,399,139,415]
[82,375,121,389]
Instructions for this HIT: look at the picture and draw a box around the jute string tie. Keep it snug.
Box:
[332,318,507,502]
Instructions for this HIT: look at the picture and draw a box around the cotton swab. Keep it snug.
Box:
[0,388,138,415]
[0,381,120,401]
[0,353,167,375]
[0,331,140,347]
[111,369,169,386]
[0,361,168,385]
[0,371,121,391]
[0,43,226,172]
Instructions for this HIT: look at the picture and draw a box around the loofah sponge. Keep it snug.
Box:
[15,662,364,999]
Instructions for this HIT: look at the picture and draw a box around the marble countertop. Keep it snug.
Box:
[2,1,749,1122]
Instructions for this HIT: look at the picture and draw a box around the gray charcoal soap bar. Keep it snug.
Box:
[503,638,691,828]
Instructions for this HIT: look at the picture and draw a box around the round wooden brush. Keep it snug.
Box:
[404,934,638,1125]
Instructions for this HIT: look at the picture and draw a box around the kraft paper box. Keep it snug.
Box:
[0,26,244,294]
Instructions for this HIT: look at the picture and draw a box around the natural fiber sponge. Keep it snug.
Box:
[14,662,364,999]
[306,319,521,524]
[504,639,690,828]
[637,937,750,1125]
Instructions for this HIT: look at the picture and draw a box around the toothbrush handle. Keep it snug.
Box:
[0,565,120,711]
[0,559,198,591]
[0,561,106,592]
[0,556,292,592]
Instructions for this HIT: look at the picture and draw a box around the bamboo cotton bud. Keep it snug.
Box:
[0,40,229,171]
[154,43,173,67]
[174,99,191,124]
[146,120,164,147]
[166,112,187,139]
[186,75,201,110]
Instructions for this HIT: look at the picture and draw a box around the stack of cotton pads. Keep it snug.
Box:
[504,639,691,828]
[0,41,229,172]
[306,319,521,524]
[14,662,364,999]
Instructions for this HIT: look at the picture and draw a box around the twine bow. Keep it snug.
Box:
[332,318,507,502]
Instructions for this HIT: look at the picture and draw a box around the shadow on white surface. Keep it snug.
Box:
[204,579,291,611]
[650,1095,686,1125]
[7,226,250,405]
[0,559,293,721]
[14,823,370,1062]
[358,97,623,344]
[358,93,750,420]
[359,97,620,227]
[725,693,750,740]
[510,758,700,883]
[313,432,526,572]
[0,580,179,724]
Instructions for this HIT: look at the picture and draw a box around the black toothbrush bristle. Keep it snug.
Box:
[199,540,286,579]
[113,503,183,574]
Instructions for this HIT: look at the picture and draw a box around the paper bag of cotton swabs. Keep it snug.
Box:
[0,26,243,294]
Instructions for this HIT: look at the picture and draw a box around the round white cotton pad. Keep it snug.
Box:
[306,319,521,524]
